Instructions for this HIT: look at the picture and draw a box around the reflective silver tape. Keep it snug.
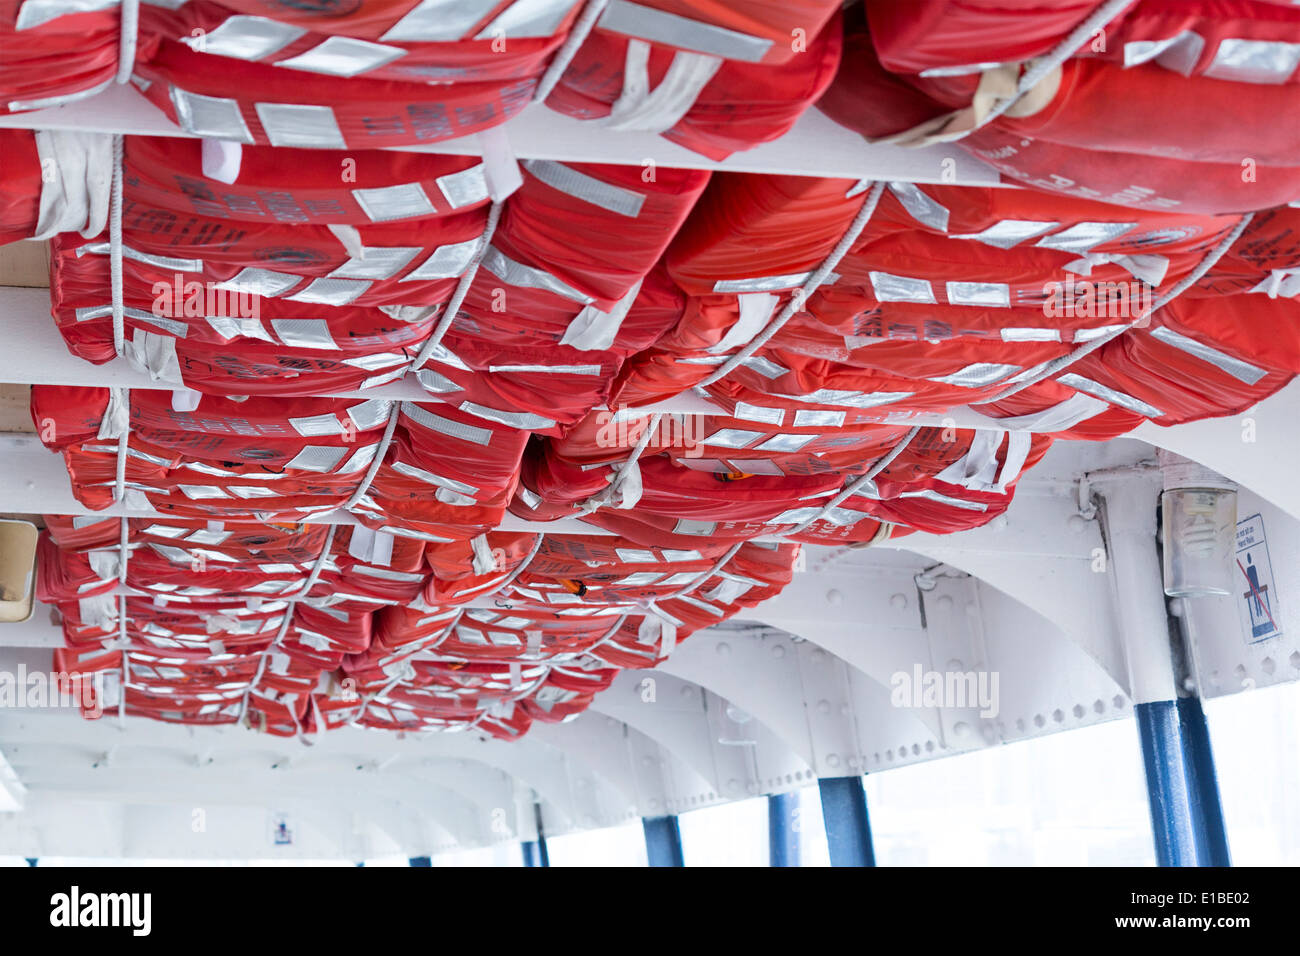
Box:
[918,61,1007,77]
[170,87,254,143]
[672,519,716,536]
[227,486,280,498]
[403,237,481,281]
[271,318,338,350]
[78,242,204,273]
[481,247,592,303]
[342,351,406,371]
[887,182,950,232]
[16,0,118,30]
[328,246,420,280]
[350,566,425,583]
[414,368,460,393]
[726,458,783,476]
[618,572,664,585]
[713,271,813,294]
[254,102,346,149]
[869,271,936,304]
[523,160,645,217]
[182,15,304,60]
[347,398,393,431]
[1206,38,1300,84]
[702,428,761,449]
[1072,324,1129,342]
[205,314,272,342]
[788,388,913,408]
[732,402,785,425]
[927,362,1021,388]
[340,444,378,474]
[598,0,772,62]
[185,528,230,545]
[285,278,372,306]
[1034,221,1137,254]
[951,219,1059,249]
[793,408,844,428]
[1001,327,1061,342]
[391,460,480,496]
[1057,373,1163,417]
[900,489,989,512]
[285,445,348,473]
[381,0,501,42]
[352,183,436,223]
[742,356,788,380]
[177,485,229,500]
[675,595,724,617]
[401,403,493,446]
[488,363,602,375]
[1148,326,1268,385]
[1123,31,1205,74]
[288,413,345,437]
[946,281,1010,308]
[476,0,578,39]
[459,401,556,430]
[215,268,300,297]
[614,548,656,563]
[756,433,814,453]
[276,36,406,77]
[436,165,491,209]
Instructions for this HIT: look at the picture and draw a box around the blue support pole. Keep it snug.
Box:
[768,792,800,867]
[521,801,550,867]
[1176,695,1231,867]
[408,856,432,867]
[818,776,875,867]
[642,815,684,867]
[24,857,37,867]
[521,840,548,867]
[1134,700,1198,867]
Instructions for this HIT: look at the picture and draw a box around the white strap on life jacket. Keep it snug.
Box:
[607,39,721,133]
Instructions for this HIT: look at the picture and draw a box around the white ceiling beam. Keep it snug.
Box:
[0,85,1002,186]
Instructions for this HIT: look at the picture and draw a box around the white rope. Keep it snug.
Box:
[109,134,125,358]
[782,427,922,538]
[341,402,401,512]
[238,524,339,723]
[533,0,611,104]
[579,412,662,513]
[979,211,1255,406]
[697,182,885,389]
[115,0,140,85]
[977,0,1136,131]
[407,201,503,373]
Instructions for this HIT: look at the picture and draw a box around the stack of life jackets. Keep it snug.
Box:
[819,0,1300,213]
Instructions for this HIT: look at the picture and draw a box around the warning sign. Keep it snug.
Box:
[1235,514,1282,644]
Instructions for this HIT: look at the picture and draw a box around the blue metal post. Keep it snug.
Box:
[24,857,36,867]
[408,855,432,867]
[1176,695,1231,866]
[642,815,685,867]
[768,792,800,867]
[818,776,875,867]
[521,801,550,867]
[520,841,545,867]
[1134,700,1198,867]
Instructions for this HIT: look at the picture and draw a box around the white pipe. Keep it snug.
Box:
[1101,478,1177,704]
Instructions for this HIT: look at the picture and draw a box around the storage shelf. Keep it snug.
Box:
[0,83,1003,185]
